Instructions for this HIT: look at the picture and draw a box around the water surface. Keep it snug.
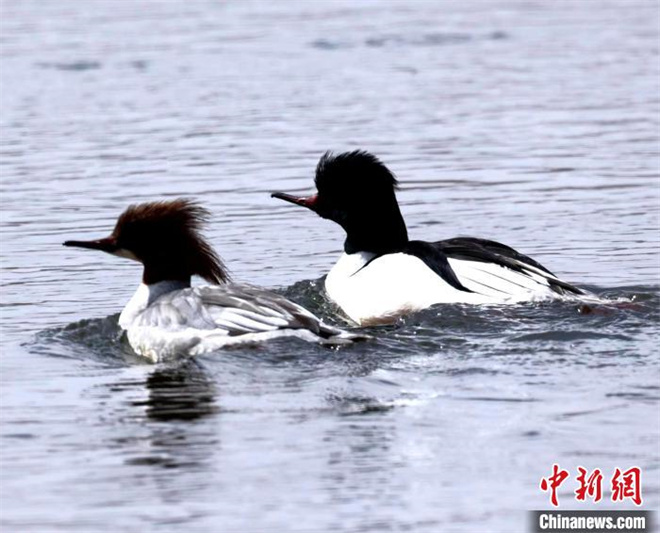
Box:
[1,1,659,532]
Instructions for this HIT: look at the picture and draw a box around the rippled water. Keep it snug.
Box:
[1,1,659,532]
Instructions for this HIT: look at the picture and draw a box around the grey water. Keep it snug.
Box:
[1,1,659,532]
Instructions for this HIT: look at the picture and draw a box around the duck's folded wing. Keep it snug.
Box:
[196,284,345,338]
[432,237,585,297]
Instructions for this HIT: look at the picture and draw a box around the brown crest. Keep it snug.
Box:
[112,199,229,285]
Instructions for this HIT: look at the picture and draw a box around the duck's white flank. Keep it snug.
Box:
[325,252,567,326]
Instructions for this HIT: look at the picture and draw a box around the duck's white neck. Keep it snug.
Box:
[118,280,189,329]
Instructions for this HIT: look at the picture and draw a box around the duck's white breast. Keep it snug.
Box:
[324,252,491,325]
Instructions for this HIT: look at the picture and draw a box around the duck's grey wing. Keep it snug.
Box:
[195,284,360,340]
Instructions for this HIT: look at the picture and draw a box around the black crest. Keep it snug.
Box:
[313,150,408,254]
[113,199,228,285]
[315,150,399,198]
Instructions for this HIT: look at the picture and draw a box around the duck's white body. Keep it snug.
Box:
[325,252,579,325]
[273,150,593,325]
[119,281,356,362]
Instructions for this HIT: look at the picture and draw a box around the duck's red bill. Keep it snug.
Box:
[271,192,318,209]
[63,237,117,253]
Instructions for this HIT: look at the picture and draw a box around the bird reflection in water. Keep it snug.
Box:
[136,360,217,423]
[118,360,220,472]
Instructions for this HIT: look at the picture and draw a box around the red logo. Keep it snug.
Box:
[540,464,570,507]
[575,467,603,503]
[611,467,642,506]
[540,465,643,507]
